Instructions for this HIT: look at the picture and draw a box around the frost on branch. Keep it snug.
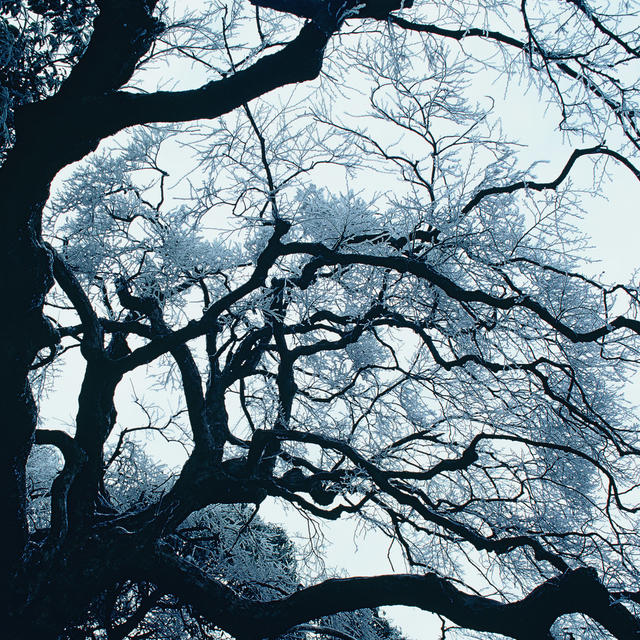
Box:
[5,1,640,639]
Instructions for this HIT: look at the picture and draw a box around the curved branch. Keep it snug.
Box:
[462,146,640,214]
[92,21,331,139]
[35,429,87,540]
[115,280,217,454]
[462,145,640,213]
[139,544,640,640]
[279,242,640,343]
[49,246,103,358]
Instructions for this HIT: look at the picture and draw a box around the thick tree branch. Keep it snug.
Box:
[115,280,219,454]
[140,545,640,640]
[250,0,413,21]
[35,429,87,540]
[88,21,331,141]
[50,246,104,358]
[57,0,162,100]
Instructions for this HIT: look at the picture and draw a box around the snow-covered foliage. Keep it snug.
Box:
[14,0,640,638]
[27,442,405,640]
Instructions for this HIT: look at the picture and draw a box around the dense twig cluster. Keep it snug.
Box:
[2,1,640,639]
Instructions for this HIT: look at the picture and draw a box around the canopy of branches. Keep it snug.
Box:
[2,1,640,639]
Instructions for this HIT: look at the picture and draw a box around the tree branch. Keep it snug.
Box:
[140,545,640,640]
[35,429,87,540]
[49,245,103,358]
[462,146,640,214]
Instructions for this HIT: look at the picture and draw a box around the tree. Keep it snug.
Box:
[27,442,404,640]
[2,0,640,639]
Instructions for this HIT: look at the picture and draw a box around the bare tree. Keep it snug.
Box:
[2,1,640,639]
[27,442,403,640]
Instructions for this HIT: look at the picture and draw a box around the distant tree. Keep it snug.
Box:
[2,1,640,640]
